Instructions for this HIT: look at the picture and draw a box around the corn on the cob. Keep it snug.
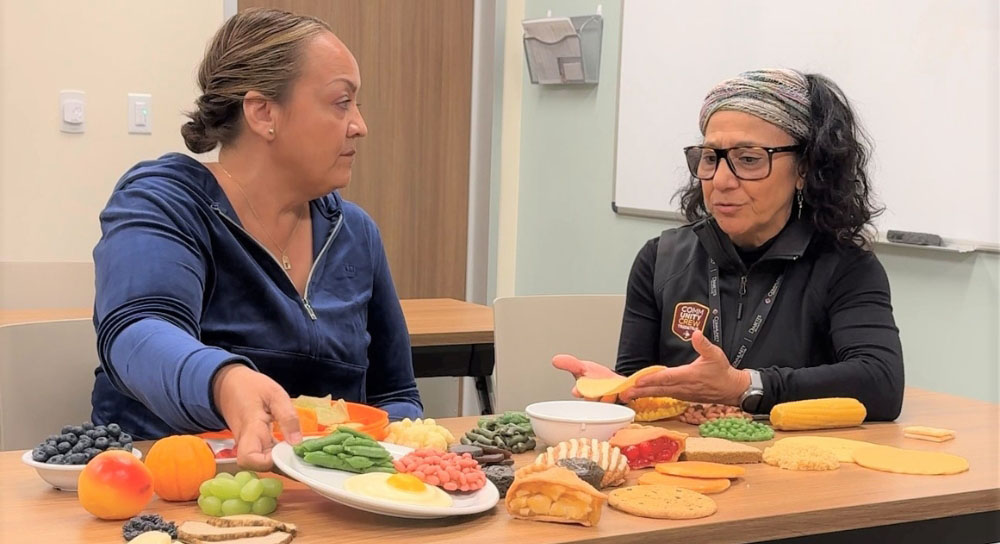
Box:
[769,398,867,431]
[627,397,689,422]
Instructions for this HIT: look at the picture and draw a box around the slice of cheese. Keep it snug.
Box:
[576,366,666,398]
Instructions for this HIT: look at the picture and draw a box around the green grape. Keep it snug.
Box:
[260,478,283,498]
[234,470,257,488]
[221,498,253,516]
[199,479,213,497]
[252,496,278,516]
[240,478,264,502]
[198,494,223,517]
[215,472,235,480]
[211,477,242,500]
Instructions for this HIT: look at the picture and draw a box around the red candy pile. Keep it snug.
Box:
[393,448,487,492]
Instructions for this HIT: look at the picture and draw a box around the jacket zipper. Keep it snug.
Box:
[736,275,747,320]
[212,203,343,321]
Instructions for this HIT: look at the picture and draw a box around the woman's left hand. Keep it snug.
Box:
[618,329,750,405]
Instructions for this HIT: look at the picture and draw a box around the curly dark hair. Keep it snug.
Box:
[676,73,883,249]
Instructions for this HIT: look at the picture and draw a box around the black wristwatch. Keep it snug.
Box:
[739,369,764,413]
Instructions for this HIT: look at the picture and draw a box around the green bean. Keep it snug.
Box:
[342,436,379,448]
[321,444,345,455]
[345,445,392,459]
[303,451,351,470]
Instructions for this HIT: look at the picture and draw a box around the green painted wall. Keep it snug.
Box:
[509,0,999,402]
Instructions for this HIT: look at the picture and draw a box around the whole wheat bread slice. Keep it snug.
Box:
[177,521,274,542]
[204,515,298,535]
[184,531,294,544]
[680,437,762,464]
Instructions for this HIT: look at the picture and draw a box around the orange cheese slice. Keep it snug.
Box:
[576,366,666,398]
[655,460,746,479]
[637,472,731,494]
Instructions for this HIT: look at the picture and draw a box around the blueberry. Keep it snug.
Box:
[60,425,74,434]
[46,454,64,464]
[47,434,61,443]
[107,423,121,437]
[84,429,96,439]
[77,436,93,448]
[59,455,74,464]
[94,425,107,432]
[70,442,87,454]
[64,433,78,445]
[32,448,48,462]
[56,441,71,453]
[94,437,109,449]
[121,442,133,452]
[84,447,101,457]
[118,432,132,443]
[71,425,85,436]
[92,428,108,439]
[82,421,95,431]
[43,444,59,457]
[67,453,89,464]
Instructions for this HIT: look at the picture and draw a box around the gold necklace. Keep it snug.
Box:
[218,164,303,271]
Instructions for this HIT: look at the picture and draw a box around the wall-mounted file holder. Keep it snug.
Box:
[522,13,603,85]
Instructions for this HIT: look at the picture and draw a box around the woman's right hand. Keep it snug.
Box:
[212,364,302,471]
[551,354,623,403]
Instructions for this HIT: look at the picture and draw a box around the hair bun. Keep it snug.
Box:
[181,111,219,153]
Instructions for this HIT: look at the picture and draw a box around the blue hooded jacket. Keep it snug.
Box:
[91,153,422,439]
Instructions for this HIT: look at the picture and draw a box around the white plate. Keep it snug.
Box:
[272,441,500,519]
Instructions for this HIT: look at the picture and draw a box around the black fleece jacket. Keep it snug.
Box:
[617,218,904,420]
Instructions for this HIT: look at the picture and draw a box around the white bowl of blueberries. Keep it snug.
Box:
[21,421,141,491]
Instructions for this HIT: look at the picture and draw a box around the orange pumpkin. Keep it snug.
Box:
[144,435,217,501]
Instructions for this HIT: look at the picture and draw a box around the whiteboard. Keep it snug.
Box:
[613,0,999,248]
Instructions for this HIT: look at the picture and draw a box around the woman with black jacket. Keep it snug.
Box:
[555,69,903,420]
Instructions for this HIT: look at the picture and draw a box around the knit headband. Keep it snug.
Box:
[699,69,811,142]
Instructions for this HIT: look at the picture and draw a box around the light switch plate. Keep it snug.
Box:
[128,93,152,134]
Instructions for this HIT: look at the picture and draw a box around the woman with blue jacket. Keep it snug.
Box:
[91,9,421,470]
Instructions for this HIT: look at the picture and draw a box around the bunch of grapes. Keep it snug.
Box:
[197,471,283,516]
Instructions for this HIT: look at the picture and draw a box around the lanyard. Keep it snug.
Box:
[707,259,783,368]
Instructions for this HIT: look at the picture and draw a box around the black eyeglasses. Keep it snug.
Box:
[683,145,801,181]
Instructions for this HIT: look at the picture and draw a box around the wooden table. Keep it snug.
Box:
[1,388,996,543]
[0,298,497,413]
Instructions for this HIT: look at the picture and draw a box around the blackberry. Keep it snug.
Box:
[107,423,121,438]
[31,448,48,462]
[56,441,71,454]
[46,454,65,464]
[122,514,177,541]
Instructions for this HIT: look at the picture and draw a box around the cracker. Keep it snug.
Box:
[607,485,716,519]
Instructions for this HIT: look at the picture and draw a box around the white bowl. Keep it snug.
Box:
[21,448,143,491]
[525,401,635,446]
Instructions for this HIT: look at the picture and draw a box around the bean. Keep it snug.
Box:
[303,451,350,470]
[302,432,348,452]
[345,455,375,469]
[444,481,459,491]
[322,444,345,455]
[335,426,375,441]
[363,465,397,474]
[438,469,450,483]
[425,475,440,486]
[343,437,379,448]
[345,445,392,459]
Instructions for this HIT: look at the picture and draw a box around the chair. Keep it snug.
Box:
[493,295,626,413]
[0,319,99,451]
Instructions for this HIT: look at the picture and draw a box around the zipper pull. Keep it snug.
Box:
[737,275,747,320]
[302,298,317,320]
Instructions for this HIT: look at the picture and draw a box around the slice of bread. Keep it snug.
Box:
[679,437,762,464]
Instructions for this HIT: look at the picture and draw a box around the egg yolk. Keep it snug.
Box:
[387,473,426,493]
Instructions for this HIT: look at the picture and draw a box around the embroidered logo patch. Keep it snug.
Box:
[671,302,709,341]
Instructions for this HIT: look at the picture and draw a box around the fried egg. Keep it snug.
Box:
[344,472,453,507]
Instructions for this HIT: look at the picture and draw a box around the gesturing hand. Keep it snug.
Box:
[212,364,302,471]
[617,330,750,405]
